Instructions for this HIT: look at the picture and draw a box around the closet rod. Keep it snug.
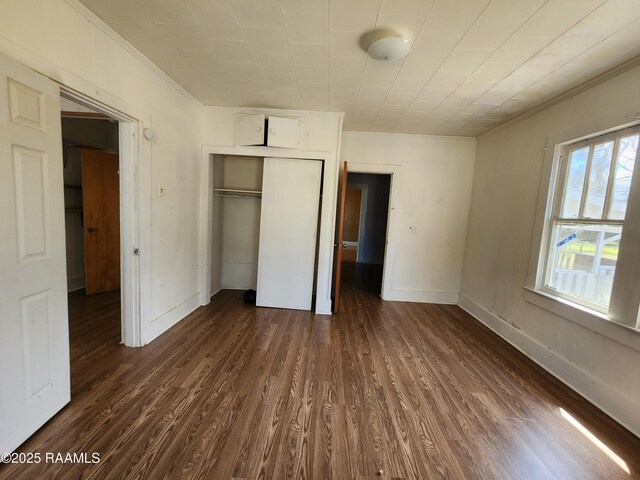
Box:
[216,193,262,198]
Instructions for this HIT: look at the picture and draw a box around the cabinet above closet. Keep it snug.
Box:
[236,114,302,149]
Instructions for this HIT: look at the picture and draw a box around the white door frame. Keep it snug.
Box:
[345,163,399,301]
[60,88,144,347]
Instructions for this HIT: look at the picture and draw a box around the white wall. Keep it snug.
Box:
[202,107,343,314]
[341,132,476,304]
[460,65,640,436]
[0,0,205,344]
[221,196,261,289]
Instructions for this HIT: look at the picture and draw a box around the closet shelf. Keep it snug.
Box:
[214,188,262,197]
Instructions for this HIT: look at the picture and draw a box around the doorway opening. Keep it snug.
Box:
[342,172,391,295]
[61,97,123,392]
[59,88,143,348]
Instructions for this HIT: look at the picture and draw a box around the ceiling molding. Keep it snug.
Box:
[479,54,640,141]
[64,0,203,108]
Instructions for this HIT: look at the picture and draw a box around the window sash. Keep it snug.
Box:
[542,220,623,314]
[554,125,639,221]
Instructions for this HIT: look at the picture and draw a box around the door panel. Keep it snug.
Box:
[21,291,54,399]
[8,78,46,131]
[82,150,120,294]
[333,161,348,313]
[0,53,70,454]
[343,187,362,242]
[12,145,48,260]
[256,157,322,311]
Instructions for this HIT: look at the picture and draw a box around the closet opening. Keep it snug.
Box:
[209,154,324,312]
[61,96,123,392]
[210,155,263,296]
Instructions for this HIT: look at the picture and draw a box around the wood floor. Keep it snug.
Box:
[2,263,639,479]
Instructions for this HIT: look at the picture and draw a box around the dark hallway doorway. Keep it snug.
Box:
[340,172,391,296]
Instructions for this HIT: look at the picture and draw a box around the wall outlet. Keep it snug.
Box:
[409,225,417,234]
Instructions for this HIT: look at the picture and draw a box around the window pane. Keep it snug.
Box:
[608,134,638,220]
[561,147,589,218]
[583,141,613,219]
[547,223,621,308]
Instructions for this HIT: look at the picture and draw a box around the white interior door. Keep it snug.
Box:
[256,157,322,311]
[0,53,70,453]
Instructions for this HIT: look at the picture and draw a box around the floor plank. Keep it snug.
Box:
[2,264,639,479]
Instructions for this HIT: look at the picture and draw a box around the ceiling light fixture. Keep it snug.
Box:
[367,35,410,61]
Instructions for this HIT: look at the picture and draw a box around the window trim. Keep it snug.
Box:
[527,122,640,334]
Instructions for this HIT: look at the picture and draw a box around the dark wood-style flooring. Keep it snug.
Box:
[2,263,639,479]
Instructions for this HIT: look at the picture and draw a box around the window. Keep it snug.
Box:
[542,125,639,314]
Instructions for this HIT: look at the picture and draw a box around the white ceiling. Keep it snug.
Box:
[79,0,640,136]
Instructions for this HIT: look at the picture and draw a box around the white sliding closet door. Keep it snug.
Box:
[256,157,322,311]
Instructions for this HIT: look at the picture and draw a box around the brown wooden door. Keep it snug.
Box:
[333,161,348,313]
[81,150,120,294]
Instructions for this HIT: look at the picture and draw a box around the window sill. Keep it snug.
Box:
[523,287,640,353]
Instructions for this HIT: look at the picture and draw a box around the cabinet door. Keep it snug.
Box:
[256,157,321,311]
[236,113,265,146]
[266,116,302,149]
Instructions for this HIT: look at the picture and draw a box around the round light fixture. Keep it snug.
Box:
[367,36,410,61]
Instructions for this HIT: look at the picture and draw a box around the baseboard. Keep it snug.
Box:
[384,288,458,304]
[144,293,201,345]
[315,298,332,315]
[67,275,85,292]
[458,294,640,438]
